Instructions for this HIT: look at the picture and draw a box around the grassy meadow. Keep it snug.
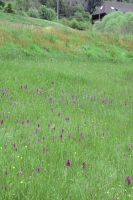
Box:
[0,11,133,200]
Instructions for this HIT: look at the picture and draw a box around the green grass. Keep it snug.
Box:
[0,11,59,27]
[0,12,133,200]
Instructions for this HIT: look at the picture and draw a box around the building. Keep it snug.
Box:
[92,1,133,24]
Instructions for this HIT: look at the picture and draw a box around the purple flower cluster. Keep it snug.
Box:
[66,160,70,166]
[125,176,131,184]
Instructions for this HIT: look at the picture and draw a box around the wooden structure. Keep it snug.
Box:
[92,1,133,23]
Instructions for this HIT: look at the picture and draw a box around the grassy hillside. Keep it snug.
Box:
[0,11,133,61]
[0,12,133,200]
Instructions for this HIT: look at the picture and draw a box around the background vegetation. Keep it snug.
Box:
[1,0,133,31]
[93,11,133,35]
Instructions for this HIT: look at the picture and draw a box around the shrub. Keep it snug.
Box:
[104,19,118,33]
[4,3,15,14]
[74,11,85,22]
[70,5,85,17]
[78,21,92,30]
[28,7,39,18]
[39,5,56,21]
[69,18,79,29]
[60,18,69,27]
[101,11,123,31]
[93,11,127,34]
[93,21,103,32]
[119,12,133,34]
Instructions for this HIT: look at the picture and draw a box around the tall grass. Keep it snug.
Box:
[0,12,133,200]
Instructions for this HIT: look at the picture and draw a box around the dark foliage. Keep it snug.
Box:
[4,2,15,13]
[0,0,5,7]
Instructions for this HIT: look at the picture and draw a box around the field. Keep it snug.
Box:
[0,11,133,200]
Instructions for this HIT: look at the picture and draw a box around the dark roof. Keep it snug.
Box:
[92,1,133,15]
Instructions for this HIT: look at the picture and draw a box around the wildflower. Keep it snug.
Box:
[0,119,4,125]
[51,107,54,112]
[27,119,30,123]
[48,123,50,127]
[72,99,76,104]
[34,128,38,133]
[102,99,106,104]
[66,160,70,166]
[58,112,61,117]
[125,176,131,184]
[52,135,55,140]
[42,147,48,152]
[4,186,7,190]
[60,134,63,139]
[37,166,40,172]
[22,120,25,125]
[15,119,18,125]
[13,143,17,148]
[80,133,84,138]
[42,136,45,140]
[20,180,24,184]
[62,128,64,133]
[5,170,8,175]
[65,117,70,121]
[19,171,23,175]
[47,97,53,102]
[52,126,56,130]
[13,102,17,106]
[72,94,74,99]
[24,84,28,89]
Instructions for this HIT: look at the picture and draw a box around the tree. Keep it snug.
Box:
[4,2,15,13]
[39,5,56,21]
[39,0,47,5]
[28,7,39,18]
[14,0,35,12]
[88,0,102,14]
[0,0,5,7]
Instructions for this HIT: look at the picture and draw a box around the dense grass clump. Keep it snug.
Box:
[0,12,133,200]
